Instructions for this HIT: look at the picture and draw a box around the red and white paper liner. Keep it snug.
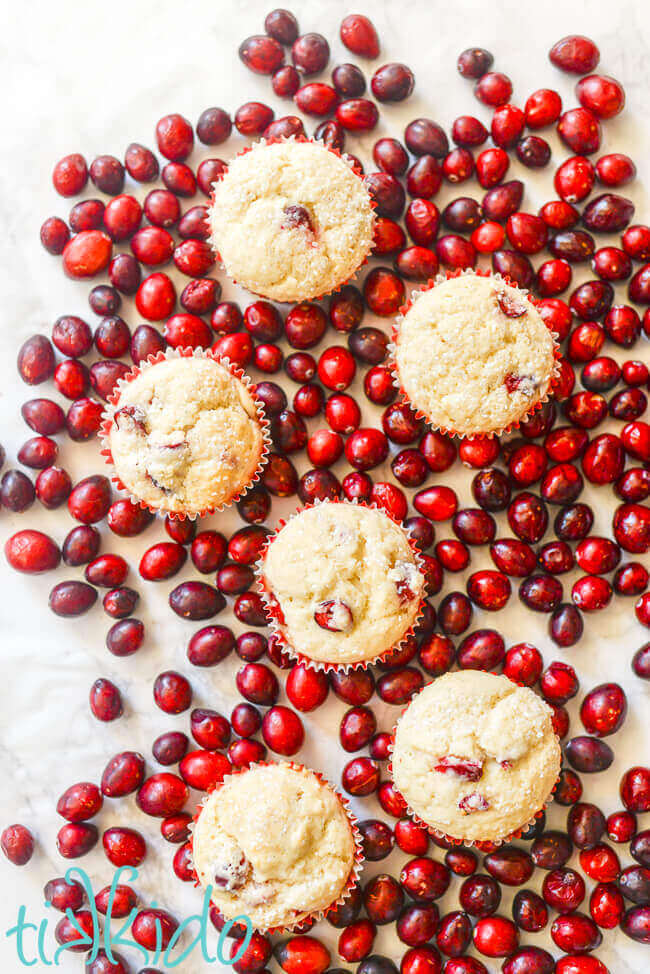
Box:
[99,346,271,521]
[389,267,562,440]
[187,760,364,935]
[386,677,562,851]
[207,135,377,303]
[256,496,427,674]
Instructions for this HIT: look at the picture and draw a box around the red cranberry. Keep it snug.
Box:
[89,678,123,722]
[474,72,513,107]
[100,751,144,798]
[457,629,505,671]
[339,13,379,57]
[261,705,304,755]
[512,890,548,933]
[1,824,34,865]
[56,823,98,858]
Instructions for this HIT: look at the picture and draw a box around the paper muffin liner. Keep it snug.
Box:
[98,346,271,521]
[386,676,562,851]
[187,759,364,935]
[255,496,427,674]
[388,267,562,440]
[207,135,376,303]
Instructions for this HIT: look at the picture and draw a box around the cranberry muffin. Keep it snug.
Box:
[391,670,561,845]
[260,501,425,668]
[208,139,375,302]
[191,763,358,930]
[105,353,265,516]
[393,271,556,436]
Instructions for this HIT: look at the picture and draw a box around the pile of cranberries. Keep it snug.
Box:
[2,9,650,974]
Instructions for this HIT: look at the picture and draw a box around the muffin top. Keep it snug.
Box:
[394,273,556,436]
[107,356,264,515]
[191,764,356,930]
[391,670,561,844]
[208,139,375,302]
[261,502,425,666]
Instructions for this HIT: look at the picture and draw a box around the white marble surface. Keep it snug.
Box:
[1,0,650,970]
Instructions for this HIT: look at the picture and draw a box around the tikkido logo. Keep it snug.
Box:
[6,866,253,968]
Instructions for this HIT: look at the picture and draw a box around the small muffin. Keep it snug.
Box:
[391,671,561,845]
[106,354,265,516]
[191,763,358,930]
[260,501,425,668]
[208,139,375,302]
[393,272,556,436]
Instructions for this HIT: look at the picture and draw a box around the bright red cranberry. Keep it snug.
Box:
[1,824,34,865]
[474,72,512,107]
[89,678,123,722]
[56,822,98,859]
[52,153,88,196]
[260,705,304,756]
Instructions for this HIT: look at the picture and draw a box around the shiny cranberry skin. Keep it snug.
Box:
[56,822,99,859]
[431,911,471,958]
[69,196,106,233]
[620,766,650,813]
[454,44,493,77]
[510,890,548,934]
[396,903,440,947]
[43,876,85,913]
[529,830,573,870]
[106,255,140,302]
[550,912,602,954]
[474,70,513,106]
[283,302,325,349]
[84,553,127,588]
[580,843,621,884]
[342,427,387,472]
[615,562,649,596]
[368,63,413,103]
[105,618,144,658]
[135,272,176,321]
[467,570,511,611]
[606,810,638,845]
[40,216,70,254]
[416,633,454,677]
[489,539,535,578]
[52,152,88,197]
[472,915,519,958]
[54,909,97,952]
[262,706,305,756]
[149,735,187,776]
[341,756,380,796]
[103,587,139,619]
[457,629,505,671]
[151,671,191,715]
[500,643,542,686]
[540,660,578,704]
[613,503,650,554]
[506,491,548,543]
[549,601,584,647]
[168,581,225,620]
[587,882,625,931]
[483,848,533,887]
[541,867,585,914]
[566,735,614,773]
[399,857,451,904]
[88,677,123,722]
[282,665,327,715]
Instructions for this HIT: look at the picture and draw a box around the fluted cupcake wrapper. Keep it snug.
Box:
[99,346,271,520]
[187,759,364,935]
[388,267,562,440]
[207,135,376,303]
[386,675,562,850]
[255,496,428,673]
